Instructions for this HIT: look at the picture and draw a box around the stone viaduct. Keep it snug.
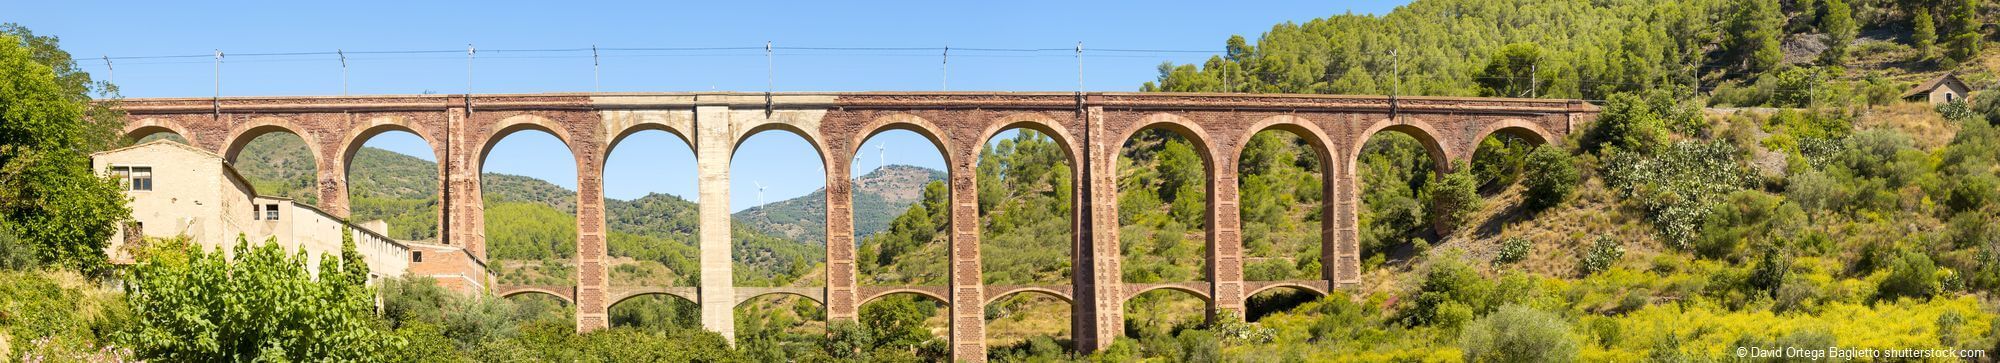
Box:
[119,92,1596,360]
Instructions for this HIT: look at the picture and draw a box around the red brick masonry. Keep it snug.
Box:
[120,92,1596,361]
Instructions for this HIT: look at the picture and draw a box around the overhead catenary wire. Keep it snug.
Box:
[95,43,1242,96]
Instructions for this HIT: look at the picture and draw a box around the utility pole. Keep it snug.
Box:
[592,45,600,93]
[102,56,113,86]
[1075,42,1084,93]
[338,49,348,96]
[213,50,223,99]
[466,44,476,96]
[765,41,774,94]
[1389,48,1400,120]
[942,46,949,91]
[1529,62,1538,98]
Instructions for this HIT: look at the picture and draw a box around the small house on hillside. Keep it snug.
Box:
[1902,73,1971,104]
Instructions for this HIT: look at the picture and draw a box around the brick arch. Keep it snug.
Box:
[122,118,194,144]
[604,124,697,168]
[1113,112,1217,163]
[222,117,323,164]
[983,287,1074,306]
[1467,118,1558,148]
[1120,284,1214,305]
[1242,282,1327,300]
[1234,115,1340,284]
[1347,118,1450,175]
[499,287,576,305]
[972,112,1083,285]
[475,115,577,172]
[846,112,957,168]
[1110,112,1218,287]
[1236,115,1336,171]
[608,291,699,309]
[731,121,828,167]
[735,291,827,308]
[974,112,1082,170]
[858,289,950,306]
[340,116,443,175]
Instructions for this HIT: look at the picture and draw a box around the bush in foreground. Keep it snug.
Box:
[1460,305,1578,363]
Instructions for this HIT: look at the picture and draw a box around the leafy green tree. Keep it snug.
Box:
[0,27,130,274]
[1470,135,1532,190]
[609,295,700,333]
[127,235,396,361]
[859,295,945,360]
[1819,0,1857,64]
[1521,145,1579,211]
[1476,43,1550,98]
[1587,93,1671,154]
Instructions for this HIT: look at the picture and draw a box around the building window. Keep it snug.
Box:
[263,204,280,221]
[110,166,152,191]
[411,251,423,263]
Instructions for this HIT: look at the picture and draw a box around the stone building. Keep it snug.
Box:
[93,140,488,291]
[1902,73,1973,104]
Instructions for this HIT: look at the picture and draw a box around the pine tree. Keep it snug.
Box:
[1943,0,1983,65]
[1820,0,1857,64]
[1914,8,1937,60]
[1729,0,1786,72]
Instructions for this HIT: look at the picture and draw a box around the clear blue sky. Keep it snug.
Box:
[12,1,1407,211]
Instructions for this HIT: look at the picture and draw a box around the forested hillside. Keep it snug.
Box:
[1109,0,2000,360]
[737,165,946,245]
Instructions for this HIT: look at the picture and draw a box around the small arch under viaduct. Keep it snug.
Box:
[119,92,1595,361]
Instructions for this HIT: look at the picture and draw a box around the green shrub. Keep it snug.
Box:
[1696,191,1799,260]
[1459,305,1578,363]
[1424,165,1484,233]
[1579,236,1625,276]
[1876,250,1939,302]
[1495,237,1531,265]
[1404,258,1494,326]
[0,227,32,270]
[1707,79,1768,107]
[1972,83,2000,125]
[1521,145,1579,211]
[127,235,395,361]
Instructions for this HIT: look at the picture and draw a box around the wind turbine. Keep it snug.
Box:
[877,144,886,170]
